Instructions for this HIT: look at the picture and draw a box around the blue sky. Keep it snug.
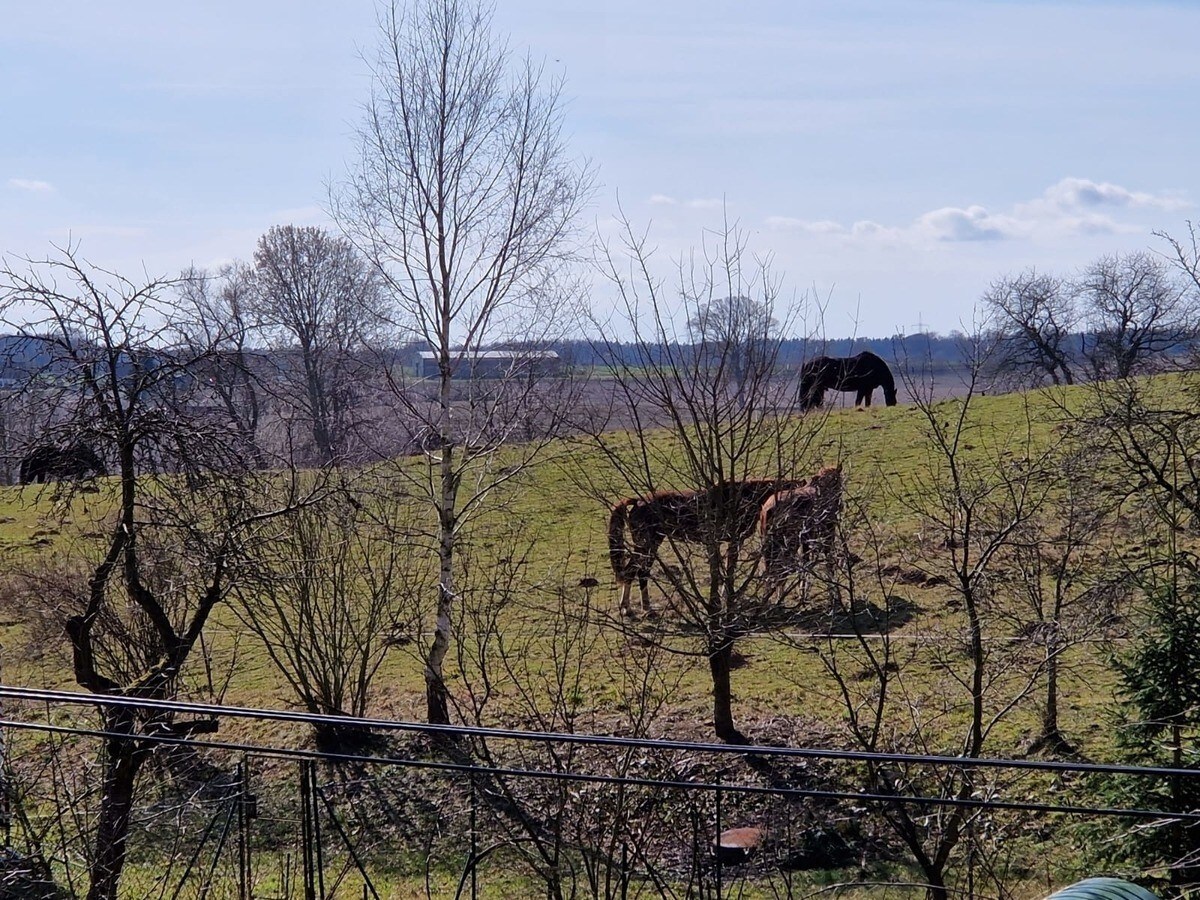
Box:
[2,1,1197,336]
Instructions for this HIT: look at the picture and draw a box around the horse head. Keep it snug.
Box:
[798,368,825,410]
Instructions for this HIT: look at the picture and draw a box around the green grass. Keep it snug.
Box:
[0,376,1187,896]
[0,381,1134,747]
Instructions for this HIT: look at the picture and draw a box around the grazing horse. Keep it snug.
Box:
[798,351,897,410]
[608,478,804,615]
[19,442,107,485]
[759,465,844,590]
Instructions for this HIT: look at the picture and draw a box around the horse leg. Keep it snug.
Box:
[763,533,782,601]
[639,574,654,616]
[618,581,633,616]
[767,528,802,603]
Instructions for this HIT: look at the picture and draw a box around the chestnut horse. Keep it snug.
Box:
[608,478,803,615]
[759,465,844,590]
[798,351,897,410]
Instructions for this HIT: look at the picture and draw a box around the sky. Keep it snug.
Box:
[2,0,1198,338]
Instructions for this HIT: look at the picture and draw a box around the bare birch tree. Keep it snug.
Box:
[334,0,593,724]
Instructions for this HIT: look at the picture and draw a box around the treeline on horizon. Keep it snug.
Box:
[3,328,1194,385]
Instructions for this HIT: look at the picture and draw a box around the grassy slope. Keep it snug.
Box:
[0,382,1117,749]
[0,380,1154,895]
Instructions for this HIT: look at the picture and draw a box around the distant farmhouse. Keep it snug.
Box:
[418,349,561,379]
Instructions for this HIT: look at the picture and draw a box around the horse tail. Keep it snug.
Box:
[758,492,777,538]
[608,500,633,583]
[18,454,31,485]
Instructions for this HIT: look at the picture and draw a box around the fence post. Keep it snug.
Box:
[470,776,478,900]
[714,775,723,900]
[0,648,8,848]
[311,760,326,900]
[620,841,629,900]
[300,763,316,900]
[237,756,254,900]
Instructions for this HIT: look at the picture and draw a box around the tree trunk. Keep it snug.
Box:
[707,636,746,744]
[87,716,147,900]
[425,361,457,726]
[924,871,950,900]
[425,582,453,725]
[1044,638,1058,737]
[301,342,334,464]
[1027,629,1076,756]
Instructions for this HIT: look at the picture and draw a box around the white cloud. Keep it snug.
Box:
[766,177,1191,247]
[649,194,677,206]
[8,178,54,193]
[765,216,846,234]
[850,220,901,239]
[1038,177,1187,212]
[915,205,1017,242]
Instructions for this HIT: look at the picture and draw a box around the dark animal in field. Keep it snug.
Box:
[798,351,897,410]
[19,442,107,485]
[608,478,804,616]
[759,465,844,591]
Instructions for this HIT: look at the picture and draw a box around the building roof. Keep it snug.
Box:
[417,350,559,360]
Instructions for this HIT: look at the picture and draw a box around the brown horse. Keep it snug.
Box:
[608,478,804,615]
[759,465,844,591]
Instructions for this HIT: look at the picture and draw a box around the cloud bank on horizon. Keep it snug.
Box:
[1,0,1197,337]
[761,177,1189,244]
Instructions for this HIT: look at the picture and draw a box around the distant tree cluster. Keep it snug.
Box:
[983,233,1200,388]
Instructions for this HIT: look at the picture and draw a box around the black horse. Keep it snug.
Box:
[798,351,897,410]
[19,442,107,484]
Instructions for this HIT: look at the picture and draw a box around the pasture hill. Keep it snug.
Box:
[2,372,1199,898]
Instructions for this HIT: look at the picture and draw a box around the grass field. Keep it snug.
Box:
[0,375,1188,897]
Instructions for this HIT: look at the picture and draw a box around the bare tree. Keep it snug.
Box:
[250,224,388,464]
[982,268,1078,387]
[175,263,266,466]
[231,480,425,750]
[687,294,780,408]
[999,440,1124,755]
[813,339,1057,900]
[0,246,318,900]
[333,0,593,724]
[1157,222,1200,300]
[1069,368,1200,891]
[1079,251,1194,379]
[583,214,824,744]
